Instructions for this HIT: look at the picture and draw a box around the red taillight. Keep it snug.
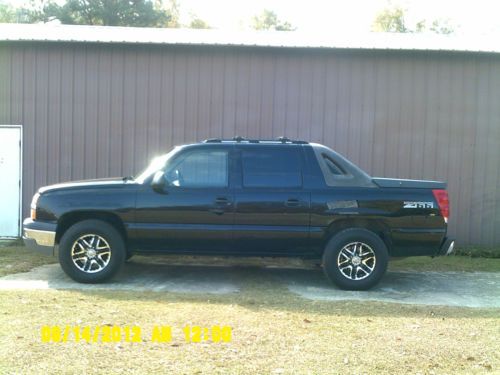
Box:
[432,189,449,223]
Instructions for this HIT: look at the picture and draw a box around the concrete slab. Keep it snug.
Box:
[0,263,240,294]
[279,269,500,308]
[0,262,498,308]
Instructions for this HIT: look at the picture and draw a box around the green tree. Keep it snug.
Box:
[372,6,409,32]
[373,5,454,34]
[252,9,295,31]
[0,2,15,22]
[189,17,210,29]
[26,0,172,27]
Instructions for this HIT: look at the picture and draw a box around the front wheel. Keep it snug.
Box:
[58,220,126,283]
[322,228,389,290]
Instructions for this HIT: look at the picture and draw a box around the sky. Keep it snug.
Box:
[176,0,500,35]
[5,0,500,36]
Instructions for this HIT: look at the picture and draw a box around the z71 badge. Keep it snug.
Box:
[403,201,434,209]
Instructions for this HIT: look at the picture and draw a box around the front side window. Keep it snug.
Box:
[165,149,228,188]
[241,148,302,188]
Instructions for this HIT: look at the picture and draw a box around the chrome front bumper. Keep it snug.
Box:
[22,218,56,256]
[24,228,55,247]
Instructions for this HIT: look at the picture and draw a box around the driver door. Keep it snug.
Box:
[132,146,235,252]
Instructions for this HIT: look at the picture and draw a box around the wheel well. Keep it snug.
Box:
[324,218,393,255]
[55,211,127,245]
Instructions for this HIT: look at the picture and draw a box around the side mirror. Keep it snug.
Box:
[151,171,168,194]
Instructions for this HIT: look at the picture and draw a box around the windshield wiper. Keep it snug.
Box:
[122,176,135,181]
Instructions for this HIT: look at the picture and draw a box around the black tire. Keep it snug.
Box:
[58,220,126,283]
[322,228,389,290]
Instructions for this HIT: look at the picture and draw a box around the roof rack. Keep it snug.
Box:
[203,137,308,145]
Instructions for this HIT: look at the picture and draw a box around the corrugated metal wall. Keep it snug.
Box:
[0,42,499,245]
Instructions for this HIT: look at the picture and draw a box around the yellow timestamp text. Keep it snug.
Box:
[40,325,232,344]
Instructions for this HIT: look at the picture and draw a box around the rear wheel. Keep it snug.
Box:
[322,228,388,290]
[58,220,125,283]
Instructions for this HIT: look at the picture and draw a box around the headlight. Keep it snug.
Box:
[30,193,40,220]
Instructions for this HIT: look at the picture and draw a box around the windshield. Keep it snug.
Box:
[134,147,180,183]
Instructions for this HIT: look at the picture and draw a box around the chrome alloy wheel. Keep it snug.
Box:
[71,234,112,273]
[337,242,376,281]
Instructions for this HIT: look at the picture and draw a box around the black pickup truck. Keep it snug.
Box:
[23,138,454,290]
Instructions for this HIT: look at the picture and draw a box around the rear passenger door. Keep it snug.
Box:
[233,145,311,254]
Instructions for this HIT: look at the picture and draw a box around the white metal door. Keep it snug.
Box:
[0,126,22,237]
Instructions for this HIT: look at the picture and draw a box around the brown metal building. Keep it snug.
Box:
[0,24,499,245]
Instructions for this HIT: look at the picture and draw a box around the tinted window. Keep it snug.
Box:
[242,148,302,188]
[322,154,346,176]
[166,149,228,188]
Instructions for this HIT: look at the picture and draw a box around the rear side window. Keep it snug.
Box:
[241,148,302,188]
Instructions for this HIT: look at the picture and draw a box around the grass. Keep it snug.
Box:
[0,286,499,374]
[0,244,56,277]
[0,244,499,373]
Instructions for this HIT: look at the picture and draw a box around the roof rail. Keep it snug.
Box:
[202,137,308,145]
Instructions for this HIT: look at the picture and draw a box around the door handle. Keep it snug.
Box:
[214,197,231,206]
[285,198,301,207]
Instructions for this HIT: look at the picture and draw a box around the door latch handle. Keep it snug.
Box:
[285,198,301,207]
[215,197,231,206]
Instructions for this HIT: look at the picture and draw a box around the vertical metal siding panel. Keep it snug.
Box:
[122,49,137,176]
[109,48,124,176]
[323,55,338,150]
[284,54,301,140]
[172,50,187,144]
[372,53,388,177]
[209,51,224,138]
[83,47,99,179]
[445,56,466,242]
[60,47,74,183]
[272,53,287,138]
[434,55,452,182]
[0,45,11,123]
[335,54,352,156]
[470,56,491,244]
[34,46,49,188]
[309,56,326,144]
[297,54,313,142]
[10,47,23,125]
[159,50,175,150]
[146,49,162,159]
[96,47,112,178]
[258,52,275,139]
[383,54,402,177]
[23,47,36,208]
[395,55,413,179]
[72,47,86,180]
[247,51,262,139]
[184,50,199,143]
[409,55,426,180]
[358,55,376,174]
[487,58,500,245]
[480,57,500,244]
[234,51,250,137]
[10,47,28,216]
[346,55,363,166]
[134,48,149,172]
[47,46,62,185]
[422,54,439,180]
[197,50,213,141]
[457,56,477,244]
